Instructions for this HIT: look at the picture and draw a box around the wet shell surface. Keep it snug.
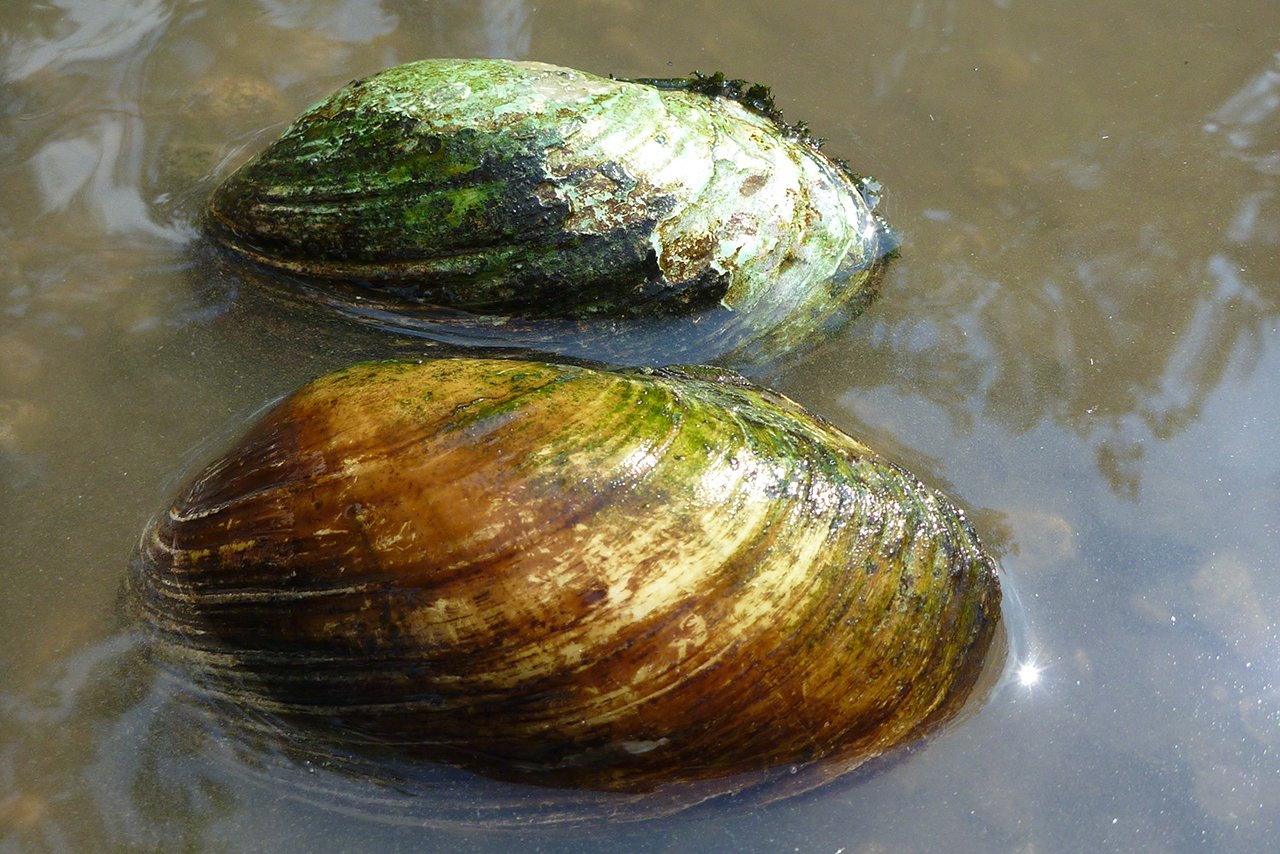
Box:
[204,59,893,363]
[131,357,1000,795]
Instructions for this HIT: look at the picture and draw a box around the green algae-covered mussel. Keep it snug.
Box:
[131,357,1000,801]
[204,60,894,363]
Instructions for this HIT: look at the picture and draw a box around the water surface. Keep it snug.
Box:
[3,1,1279,851]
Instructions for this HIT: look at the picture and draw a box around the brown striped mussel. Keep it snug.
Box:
[130,357,1001,801]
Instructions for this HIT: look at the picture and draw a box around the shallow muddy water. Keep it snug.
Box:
[2,1,1279,851]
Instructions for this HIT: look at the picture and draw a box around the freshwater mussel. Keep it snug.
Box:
[204,59,894,363]
[132,357,1001,801]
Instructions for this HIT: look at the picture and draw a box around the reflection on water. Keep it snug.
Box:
[1206,51,1280,175]
[2,0,1280,851]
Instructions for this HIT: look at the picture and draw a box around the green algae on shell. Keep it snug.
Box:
[131,356,1000,800]
[204,59,894,364]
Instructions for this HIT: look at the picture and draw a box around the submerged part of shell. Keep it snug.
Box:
[204,60,894,365]
[131,357,999,797]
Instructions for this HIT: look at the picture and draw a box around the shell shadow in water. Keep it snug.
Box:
[128,356,1001,818]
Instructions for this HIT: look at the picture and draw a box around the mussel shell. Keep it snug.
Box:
[131,357,999,795]
[204,60,892,364]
